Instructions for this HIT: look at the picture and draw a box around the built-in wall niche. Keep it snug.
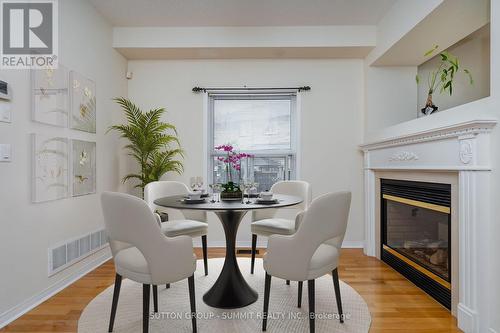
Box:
[417,24,490,116]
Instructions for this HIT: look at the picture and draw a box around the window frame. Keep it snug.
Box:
[205,92,300,187]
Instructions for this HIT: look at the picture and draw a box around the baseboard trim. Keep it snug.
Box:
[0,248,111,329]
[457,302,477,333]
[192,239,365,249]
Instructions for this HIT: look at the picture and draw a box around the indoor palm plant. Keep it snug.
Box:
[416,45,473,115]
[108,97,184,196]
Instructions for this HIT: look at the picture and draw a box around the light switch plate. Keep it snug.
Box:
[0,144,11,162]
[0,101,11,123]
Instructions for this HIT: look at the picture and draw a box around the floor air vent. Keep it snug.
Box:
[49,229,108,276]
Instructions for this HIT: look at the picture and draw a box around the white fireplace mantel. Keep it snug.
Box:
[360,119,497,171]
[360,118,497,333]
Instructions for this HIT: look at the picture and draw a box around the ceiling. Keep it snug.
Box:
[88,0,397,27]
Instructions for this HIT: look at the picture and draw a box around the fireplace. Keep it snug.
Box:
[361,119,496,331]
[381,179,451,309]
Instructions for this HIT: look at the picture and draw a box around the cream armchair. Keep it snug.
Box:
[251,180,312,280]
[101,192,198,333]
[262,191,351,333]
[144,181,209,280]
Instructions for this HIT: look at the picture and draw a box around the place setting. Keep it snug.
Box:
[179,175,283,207]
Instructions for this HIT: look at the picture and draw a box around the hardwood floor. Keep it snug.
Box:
[0,248,460,333]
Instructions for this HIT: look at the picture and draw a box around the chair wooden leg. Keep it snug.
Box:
[166,283,170,289]
[143,284,150,333]
[308,279,315,333]
[202,235,208,276]
[251,234,257,274]
[286,280,290,285]
[188,275,197,333]
[108,274,122,332]
[152,285,158,313]
[297,281,303,308]
[262,273,272,331]
[332,268,344,323]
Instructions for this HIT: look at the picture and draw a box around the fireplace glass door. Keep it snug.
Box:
[381,178,452,309]
[383,197,450,281]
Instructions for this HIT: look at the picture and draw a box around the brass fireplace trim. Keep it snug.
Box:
[383,244,451,290]
[382,194,451,214]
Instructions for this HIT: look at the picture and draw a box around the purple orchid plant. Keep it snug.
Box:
[215,144,253,188]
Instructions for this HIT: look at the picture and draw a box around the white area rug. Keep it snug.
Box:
[79,258,371,333]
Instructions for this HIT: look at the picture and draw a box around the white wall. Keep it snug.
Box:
[363,65,417,137]
[127,59,365,246]
[0,0,127,321]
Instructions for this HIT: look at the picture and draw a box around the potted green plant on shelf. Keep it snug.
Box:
[215,144,252,200]
[416,45,473,115]
[108,97,184,197]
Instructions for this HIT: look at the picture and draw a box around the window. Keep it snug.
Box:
[208,93,298,192]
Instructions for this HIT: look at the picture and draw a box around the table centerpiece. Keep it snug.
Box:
[215,144,252,200]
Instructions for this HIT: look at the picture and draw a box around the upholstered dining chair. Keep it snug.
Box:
[144,181,209,280]
[101,192,197,333]
[261,191,351,333]
[251,180,312,281]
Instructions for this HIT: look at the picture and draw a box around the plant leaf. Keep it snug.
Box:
[464,69,474,85]
[443,81,452,95]
[424,45,439,57]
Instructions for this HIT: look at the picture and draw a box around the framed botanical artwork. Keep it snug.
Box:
[71,140,96,196]
[32,134,69,202]
[31,65,69,127]
[70,71,96,133]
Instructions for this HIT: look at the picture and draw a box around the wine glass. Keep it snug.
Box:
[247,182,258,204]
[251,182,259,194]
[190,177,197,191]
[239,183,246,204]
[196,176,204,192]
[214,183,223,202]
[245,182,253,204]
[209,184,216,203]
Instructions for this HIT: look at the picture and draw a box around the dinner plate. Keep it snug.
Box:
[181,198,206,204]
[255,199,280,205]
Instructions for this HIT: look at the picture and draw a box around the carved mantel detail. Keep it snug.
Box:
[389,151,419,162]
[459,140,473,164]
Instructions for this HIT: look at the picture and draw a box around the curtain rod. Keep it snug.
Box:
[192,86,311,93]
